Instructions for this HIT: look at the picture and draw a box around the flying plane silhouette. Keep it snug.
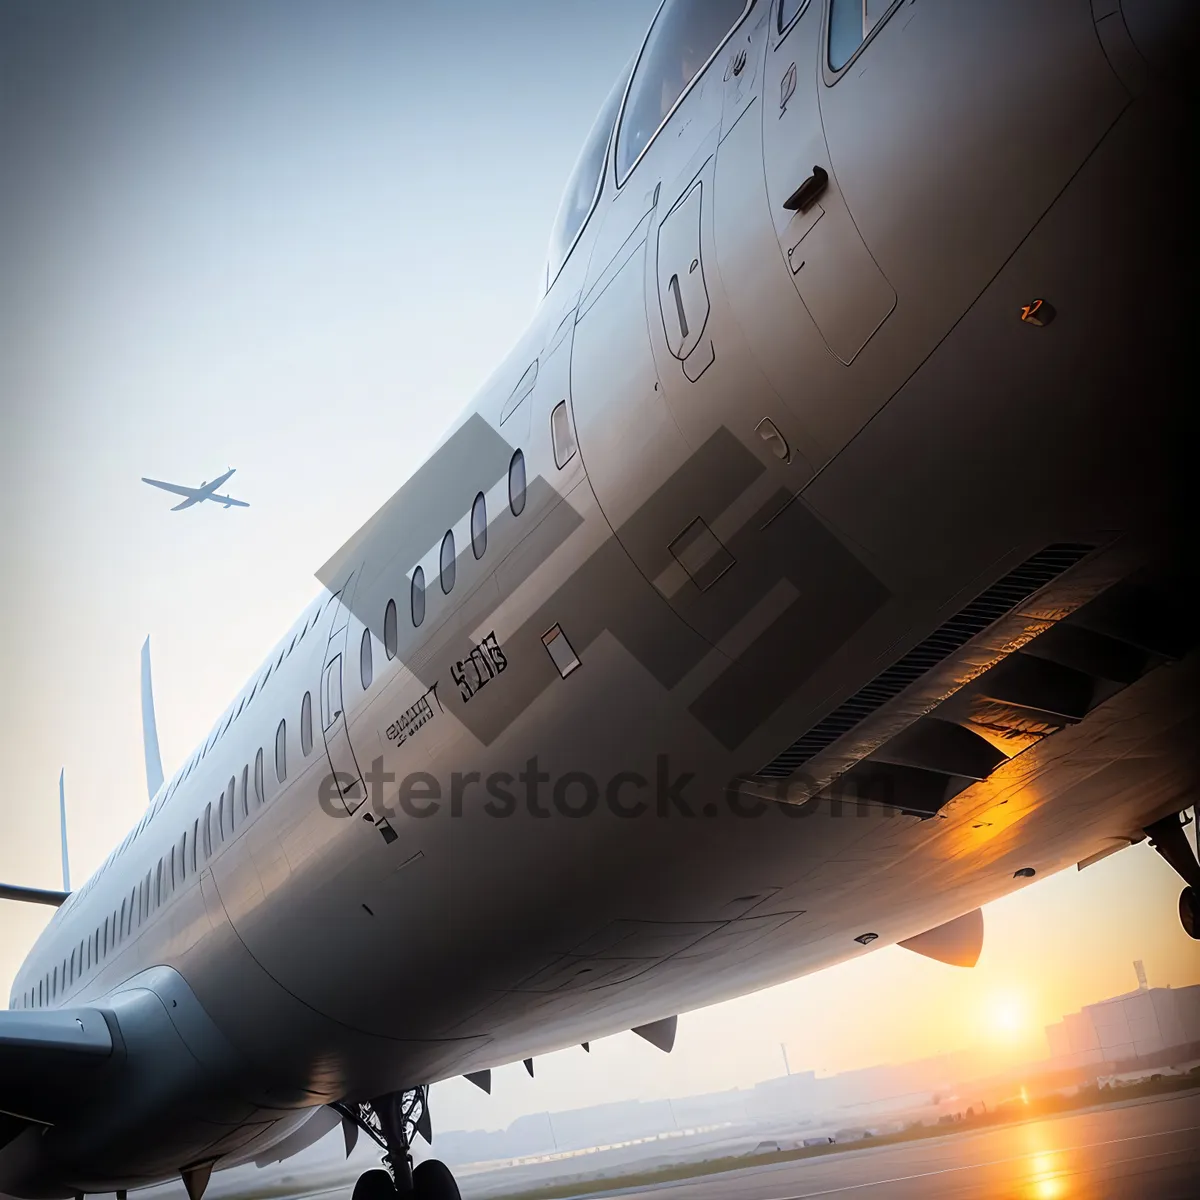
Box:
[141,469,249,510]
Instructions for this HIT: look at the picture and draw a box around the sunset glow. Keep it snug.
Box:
[987,992,1027,1039]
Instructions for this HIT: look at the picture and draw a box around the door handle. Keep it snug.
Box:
[783,165,828,212]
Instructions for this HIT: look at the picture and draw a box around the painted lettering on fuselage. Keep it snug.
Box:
[384,683,442,748]
[451,633,507,703]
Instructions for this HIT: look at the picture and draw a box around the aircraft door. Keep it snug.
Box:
[320,578,367,815]
[706,0,908,467]
[759,3,895,366]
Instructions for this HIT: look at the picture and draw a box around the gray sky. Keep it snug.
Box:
[1,0,1196,1140]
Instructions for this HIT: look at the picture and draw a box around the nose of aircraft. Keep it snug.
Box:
[1116,0,1199,74]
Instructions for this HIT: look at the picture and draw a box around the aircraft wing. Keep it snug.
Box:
[142,477,201,499]
[0,1008,115,1127]
[207,467,236,491]
[210,493,249,509]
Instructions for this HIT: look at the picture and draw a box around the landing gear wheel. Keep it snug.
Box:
[352,1169,396,1200]
[1181,886,1199,939]
[412,1159,461,1200]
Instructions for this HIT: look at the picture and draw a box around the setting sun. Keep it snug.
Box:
[987,992,1028,1039]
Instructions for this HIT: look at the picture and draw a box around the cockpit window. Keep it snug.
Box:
[779,0,809,34]
[545,65,631,289]
[616,0,748,183]
[829,0,894,71]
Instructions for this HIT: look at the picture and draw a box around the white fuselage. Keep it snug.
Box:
[6,0,1197,1193]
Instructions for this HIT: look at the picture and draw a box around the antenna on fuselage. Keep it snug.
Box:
[141,636,165,800]
[58,768,70,891]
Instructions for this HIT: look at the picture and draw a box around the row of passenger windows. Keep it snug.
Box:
[363,449,532,683]
[23,441,556,1007]
[19,698,316,1008]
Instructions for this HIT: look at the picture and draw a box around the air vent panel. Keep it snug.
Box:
[757,544,1094,779]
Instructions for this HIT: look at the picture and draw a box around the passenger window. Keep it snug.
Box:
[551,401,578,469]
[227,775,237,832]
[241,765,250,817]
[471,492,487,560]
[509,449,527,517]
[411,566,426,628]
[440,531,456,594]
[203,803,212,858]
[301,691,314,755]
[545,66,630,285]
[275,719,287,783]
[829,0,892,70]
[617,0,748,180]
[254,748,265,805]
[218,791,226,842]
[383,601,398,661]
[779,0,809,33]
[360,627,373,690]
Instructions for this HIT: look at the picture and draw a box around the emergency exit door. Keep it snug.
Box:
[321,583,366,815]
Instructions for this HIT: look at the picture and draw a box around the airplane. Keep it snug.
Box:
[2,3,1197,1200]
[141,469,249,511]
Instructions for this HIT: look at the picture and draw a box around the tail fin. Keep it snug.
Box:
[0,774,71,907]
[141,637,165,800]
[59,769,70,891]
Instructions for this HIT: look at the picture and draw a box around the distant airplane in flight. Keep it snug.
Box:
[141,468,249,510]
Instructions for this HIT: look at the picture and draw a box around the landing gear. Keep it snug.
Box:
[411,1160,461,1200]
[1145,809,1200,940]
[352,1170,398,1200]
[1181,887,1198,939]
[339,1088,461,1199]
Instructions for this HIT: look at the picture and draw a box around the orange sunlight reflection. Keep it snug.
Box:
[1022,1125,1067,1199]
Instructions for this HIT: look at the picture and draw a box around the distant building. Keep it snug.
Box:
[1044,965,1200,1070]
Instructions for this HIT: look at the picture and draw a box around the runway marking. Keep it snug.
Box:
[757,1123,1200,1199]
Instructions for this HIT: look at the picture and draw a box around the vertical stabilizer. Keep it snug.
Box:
[58,769,70,891]
[141,637,165,800]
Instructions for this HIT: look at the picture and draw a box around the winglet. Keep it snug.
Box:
[58,769,70,891]
[141,638,165,800]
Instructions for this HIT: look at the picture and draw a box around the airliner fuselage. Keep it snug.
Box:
[3,2,1196,1197]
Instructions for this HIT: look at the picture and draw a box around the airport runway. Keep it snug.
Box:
[582,1092,1200,1200]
